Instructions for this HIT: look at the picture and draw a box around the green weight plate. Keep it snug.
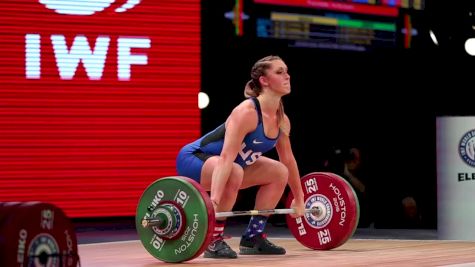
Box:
[136,176,215,263]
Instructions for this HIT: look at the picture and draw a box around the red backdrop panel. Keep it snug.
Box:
[0,0,201,218]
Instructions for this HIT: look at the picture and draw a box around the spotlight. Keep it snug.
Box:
[198,92,210,109]
[429,30,438,46]
[464,38,475,55]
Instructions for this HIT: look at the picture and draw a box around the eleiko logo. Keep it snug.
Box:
[39,0,142,15]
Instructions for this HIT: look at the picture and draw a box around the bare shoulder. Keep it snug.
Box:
[280,113,291,136]
[231,98,257,117]
[225,99,258,130]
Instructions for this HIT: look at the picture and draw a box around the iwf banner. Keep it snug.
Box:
[0,0,201,218]
[437,116,475,240]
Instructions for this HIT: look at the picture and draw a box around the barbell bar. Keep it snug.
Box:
[142,207,322,228]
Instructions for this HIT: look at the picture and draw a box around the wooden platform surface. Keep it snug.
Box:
[78,238,475,267]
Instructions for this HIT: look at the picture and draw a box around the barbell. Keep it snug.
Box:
[135,172,360,263]
[142,207,322,228]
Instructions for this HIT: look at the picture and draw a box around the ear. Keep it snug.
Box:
[259,75,269,87]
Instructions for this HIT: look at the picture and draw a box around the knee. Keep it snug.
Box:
[226,165,244,193]
[272,162,289,186]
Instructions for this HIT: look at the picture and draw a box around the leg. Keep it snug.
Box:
[200,156,244,212]
[241,156,289,210]
[199,156,243,259]
[239,156,288,255]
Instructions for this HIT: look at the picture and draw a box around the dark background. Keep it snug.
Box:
[200,0,475,229]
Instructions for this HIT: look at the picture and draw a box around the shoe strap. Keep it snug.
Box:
[259,233,280,248]
[211,238,233,251]
[211,233,224,243]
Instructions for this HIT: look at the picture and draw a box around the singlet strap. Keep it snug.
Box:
[250,97,263,124]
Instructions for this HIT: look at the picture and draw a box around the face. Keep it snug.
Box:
[260,60,291,95]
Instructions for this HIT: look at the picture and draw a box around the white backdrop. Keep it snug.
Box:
[437,116,475,240]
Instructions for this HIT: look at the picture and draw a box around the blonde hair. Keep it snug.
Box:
[244,55,285,127]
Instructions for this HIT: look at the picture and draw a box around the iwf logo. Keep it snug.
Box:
[39,0,142,15]
[25,0,150,81]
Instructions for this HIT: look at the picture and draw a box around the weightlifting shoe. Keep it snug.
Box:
[203,238,238,259]
[239,233,286,255]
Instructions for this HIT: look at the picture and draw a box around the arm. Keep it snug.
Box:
[275,114,305,217]
[209,101,258,210]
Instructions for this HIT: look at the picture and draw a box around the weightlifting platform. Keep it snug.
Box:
[75,219,475,267]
